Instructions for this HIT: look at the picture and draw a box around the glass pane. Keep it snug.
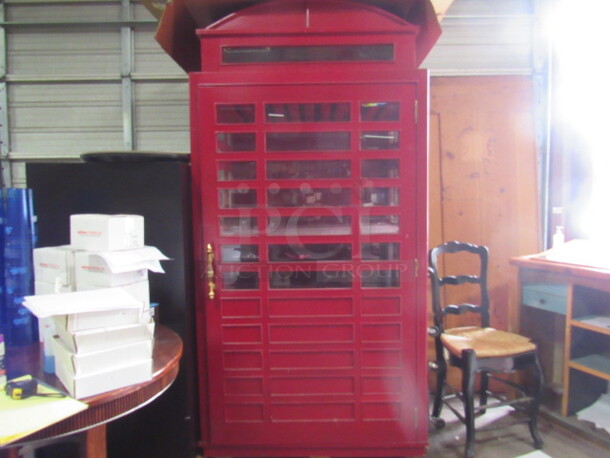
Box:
[218,161,256,181]
[221,245,259,263]
[360,102,400,121]
[268,187,351,207]
[361,187,399,207]
[360,215,399,234]
[362,243,400,261]
[220,217,258,236]
[360,131,399,150]
[222,45,393,63]
[362,270,400,288]
[222,271,259,290]
[266,160,351,180]
[265,103,350,123]
[268,215,352,236]
[270,270,352,289]
[217,104,255,124]
[269,244,352,262]
[361,159,399,178]
[219,189,257,208]
[217,133,256,152]
[266,132,350,152]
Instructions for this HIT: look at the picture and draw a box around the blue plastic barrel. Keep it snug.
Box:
[2,188,38,347]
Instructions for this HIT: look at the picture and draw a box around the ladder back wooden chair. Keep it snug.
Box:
[428,241,544,458]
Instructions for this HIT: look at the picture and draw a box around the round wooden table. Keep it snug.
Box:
[0,325,183,458]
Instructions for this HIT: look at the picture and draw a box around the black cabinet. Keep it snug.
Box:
[26,160,198,458]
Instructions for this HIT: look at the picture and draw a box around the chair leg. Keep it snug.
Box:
[528,353,545,449]
[479,370,489,415]
[431,358,447,420]
[462,349,477,458]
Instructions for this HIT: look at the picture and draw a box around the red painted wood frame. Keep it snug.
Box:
[189,1,429,456]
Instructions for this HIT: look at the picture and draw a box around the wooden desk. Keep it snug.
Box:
[511,255,610,417]
[0,325,182,458]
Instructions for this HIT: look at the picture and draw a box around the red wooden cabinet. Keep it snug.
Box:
[189,1,432,456]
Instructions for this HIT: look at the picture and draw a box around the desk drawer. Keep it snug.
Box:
[522,283,567,315]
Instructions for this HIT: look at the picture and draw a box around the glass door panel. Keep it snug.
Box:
[360,131,399,150]
[266,160,351,179]
[266,132,350,151]
[222,44,394,64]
[268,215,352,236]
[221,244,260,263]
[217,132,256,152]
[361,159,399,178]
[361,242,400,260]
[267,187,351,207]
[219,188,257,208]
[269,243,352,262]
[218,161,257,181]
[360,102,400,121]
[361,187,399,207]
[217,104,255,124]
[220,216,258,236]
[266,103,351,123]
[360,215,400,234]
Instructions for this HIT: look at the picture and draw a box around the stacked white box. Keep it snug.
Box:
[71,246,168,307]
[33,246,78,294]
[23,288,155,399]
[74,251,148,288]
[70,214,144,251]
[51,307,155,399]
[33,245,80,367]
[26,214,169,399]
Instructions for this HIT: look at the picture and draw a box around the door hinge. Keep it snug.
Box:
[414,99,418,124]
[414,258,419,278]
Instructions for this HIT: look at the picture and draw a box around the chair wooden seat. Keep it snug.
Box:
[428,241,544,458]
[442,326,536,358]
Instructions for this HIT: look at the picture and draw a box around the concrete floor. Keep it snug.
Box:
[198,401,610,458]
[426,401,610,458]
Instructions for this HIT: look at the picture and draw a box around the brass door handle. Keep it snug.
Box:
[206,243,216,300]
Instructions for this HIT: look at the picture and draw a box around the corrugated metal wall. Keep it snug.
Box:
[424,0,536,75]
[1,0,542,187]
[1,0,188,187]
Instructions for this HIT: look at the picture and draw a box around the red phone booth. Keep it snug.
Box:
[184,0,440,455]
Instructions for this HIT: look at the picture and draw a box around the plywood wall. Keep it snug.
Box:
[428,76,541,333]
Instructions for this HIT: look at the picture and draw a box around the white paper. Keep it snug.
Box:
[515,451,553,458]
[0,376,88,446]
[94,246,169,274]
[576,393,610,432]
[578,315,610,330]
[542,239,610,270]
[23,288,142,318]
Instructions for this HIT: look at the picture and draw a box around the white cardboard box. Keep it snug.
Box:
[77,279,151,307]
[52,336,153,375]
[33,246,78,289]
[23,287,145,337]
[35,281,73,295]
[55,356,152,399]
[70,214,144,251]
[121,280,150,307]
[74,251,147,288]
[53,308,144,333]
[55,320,155,353]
